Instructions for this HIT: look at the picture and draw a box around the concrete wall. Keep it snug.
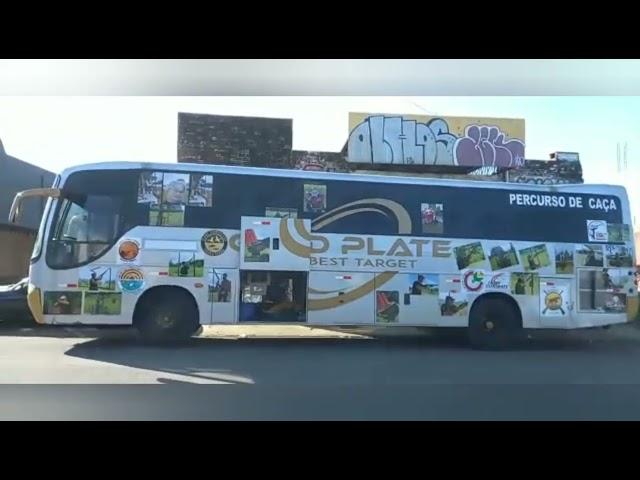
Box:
[347,112,525,167]
[0,225,35,284]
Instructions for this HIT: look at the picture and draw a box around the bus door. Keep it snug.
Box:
[539,277,573,328]
[239,217,311,322]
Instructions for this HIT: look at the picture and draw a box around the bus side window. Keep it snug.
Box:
[65,205,89,241]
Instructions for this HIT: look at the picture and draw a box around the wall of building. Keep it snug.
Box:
[177,113,293,168]
[354,169,504,182]
[0,224,35,284]
[175,112,582,186]
[506,158,584,185]
[347,112,525,167]
[291,150,352,172]
[0,148,56,230]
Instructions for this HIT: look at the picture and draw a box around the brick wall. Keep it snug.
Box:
[177,113,293,168]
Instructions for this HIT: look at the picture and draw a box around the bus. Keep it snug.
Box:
[9,161,638,348]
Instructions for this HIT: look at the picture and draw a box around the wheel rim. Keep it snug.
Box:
[483,318,495,332]
[157,313,176,329]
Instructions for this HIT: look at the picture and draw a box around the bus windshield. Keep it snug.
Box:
[46,169,141,269]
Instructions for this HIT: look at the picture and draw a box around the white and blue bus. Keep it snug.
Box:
[9,161,638,348]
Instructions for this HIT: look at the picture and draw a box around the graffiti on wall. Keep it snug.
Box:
[347,113,525,168]
[291,150,352,173]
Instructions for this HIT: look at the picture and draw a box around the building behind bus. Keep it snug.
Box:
[0,138,56,283]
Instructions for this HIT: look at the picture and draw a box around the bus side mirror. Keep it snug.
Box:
[8,188,60,224]
[8,192,23,223]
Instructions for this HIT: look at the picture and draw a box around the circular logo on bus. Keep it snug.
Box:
[119,268,145,293]
[463,270,485,292]
[201,230,227,256]
[542,289,565,315]
[118,239,140,262]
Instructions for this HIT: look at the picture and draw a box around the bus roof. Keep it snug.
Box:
[58,160,627,196]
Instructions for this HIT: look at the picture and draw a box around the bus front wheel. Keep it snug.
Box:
[133,287,200,343]
[467,295,521,350]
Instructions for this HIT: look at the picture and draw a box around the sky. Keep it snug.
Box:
[0,95,638,223]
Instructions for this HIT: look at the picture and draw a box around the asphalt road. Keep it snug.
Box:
[2,322,640,420]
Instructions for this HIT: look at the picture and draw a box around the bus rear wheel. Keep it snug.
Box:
[468,296,521,350]
[133,287,200,343]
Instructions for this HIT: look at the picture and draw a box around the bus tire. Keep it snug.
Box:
[133,287,200,343]
[467,295,521,350]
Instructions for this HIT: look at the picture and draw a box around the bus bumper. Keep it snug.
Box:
[27,283,45,325]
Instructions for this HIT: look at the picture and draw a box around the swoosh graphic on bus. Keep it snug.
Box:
[229,233,240,252]
[293,219,313,240]
[308,287,349,295]
[233,199,409,252]
[279,219,329,259]
[311,199,412,234]
[293,219,329,253]
[312,208,388,230]
[279,219,311,258]
[308,271,397,311]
